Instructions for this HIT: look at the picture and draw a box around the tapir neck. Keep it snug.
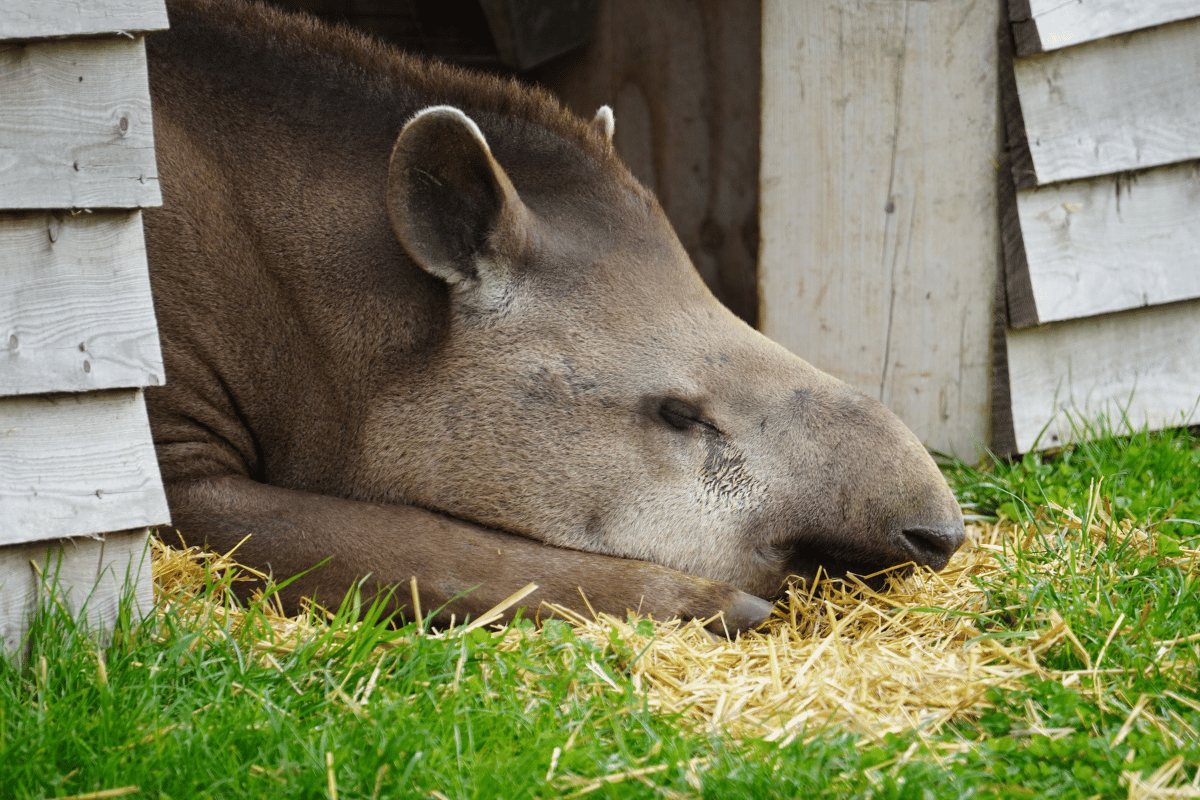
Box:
[145,10,457,495]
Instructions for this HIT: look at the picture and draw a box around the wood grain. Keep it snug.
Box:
[1013,16,1200,185]
[1009,161,1200,326]
[1,210,164,395]
[1009,0,1200,55]
[531,0,761,325]
[0,36,160,209]
[0,0,168,42]
[0,529,154,660]
[0,389,170,547]
[1006,299,1200,453]
[759,0,1002,460]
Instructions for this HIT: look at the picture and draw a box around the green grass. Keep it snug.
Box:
[950,422,1200,545]
[2,579,703,799]
[3,425,1198,799]
[936,424,1200,798]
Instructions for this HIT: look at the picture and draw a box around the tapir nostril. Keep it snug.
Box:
[898,523,965,572]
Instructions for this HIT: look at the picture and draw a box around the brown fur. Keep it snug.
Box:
[143,0,964,634]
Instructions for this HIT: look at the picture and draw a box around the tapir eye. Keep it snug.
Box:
[657,397,720,434]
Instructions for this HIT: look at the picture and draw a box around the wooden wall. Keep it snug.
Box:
[0,0,170,659]
[998,0,1200,453]
[758,0,1002,461]
[531,0,762,325]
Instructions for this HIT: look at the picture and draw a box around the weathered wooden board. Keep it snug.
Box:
[0,0,168,42]
[1009,0,1200,55]
[1,210,164,395]
[759,0,1001,460]
[1013,16,1200,186]
[0,36,160,209]
[1006,299,1200,453]
[0,528,154,659]
[532,0,761,325]
[0,389,170,547]
[1006,161,1200,327]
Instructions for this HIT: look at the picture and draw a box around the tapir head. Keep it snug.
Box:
[365,104,964,600]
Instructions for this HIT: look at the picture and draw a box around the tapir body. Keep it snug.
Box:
[143,0,964,632]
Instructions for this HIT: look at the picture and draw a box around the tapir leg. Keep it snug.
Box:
[160,476,773,635]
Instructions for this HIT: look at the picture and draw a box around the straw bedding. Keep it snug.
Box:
[150,501,1199,782]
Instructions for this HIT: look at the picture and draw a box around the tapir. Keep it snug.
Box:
[142,0,965,634]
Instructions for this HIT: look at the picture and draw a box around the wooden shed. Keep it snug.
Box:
[760,0,1200,459]
[0,0,170,658]
[997,0,1200,454]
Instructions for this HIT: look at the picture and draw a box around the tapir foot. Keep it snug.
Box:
[702,591,775,638]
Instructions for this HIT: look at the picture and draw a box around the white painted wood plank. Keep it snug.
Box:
[1019,0,1200,53]
[1013,17,1200,185]
[0,37,160,209]
[0,389,170,547]
[0,529,154,659]
[1007,300,1200,453]
[91,529,155,621]
[0,0,168,41]
[1,210,164,395]
[0,540,41,655]
[759,0,1000,460]
[1016,161,1200,324]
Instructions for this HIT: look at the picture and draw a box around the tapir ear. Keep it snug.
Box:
[591,105,614,145]
[387,106,528,295]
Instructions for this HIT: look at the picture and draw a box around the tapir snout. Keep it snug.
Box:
[616,331,967,599]
[768,379,967,585]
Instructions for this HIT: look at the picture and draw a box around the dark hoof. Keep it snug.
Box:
[703,591,775,638]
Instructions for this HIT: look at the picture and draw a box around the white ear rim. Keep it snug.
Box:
[594,105,615,143]
[406,105,492,153]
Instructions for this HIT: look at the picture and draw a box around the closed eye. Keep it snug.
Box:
[657,397,721,434]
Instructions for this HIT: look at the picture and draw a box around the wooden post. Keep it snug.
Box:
[759,0,1003,460]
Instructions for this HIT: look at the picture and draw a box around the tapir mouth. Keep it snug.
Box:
[773,518,966,598]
